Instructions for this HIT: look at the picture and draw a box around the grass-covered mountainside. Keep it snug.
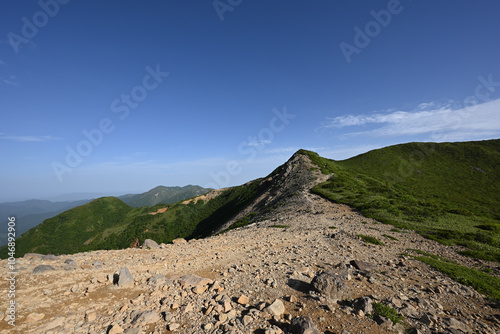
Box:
[305,139,500,262]
[3,139,499,262]
[2,179,269,258]
[119,185,212,207]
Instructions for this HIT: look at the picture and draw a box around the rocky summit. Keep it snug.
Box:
[1,146,499,333]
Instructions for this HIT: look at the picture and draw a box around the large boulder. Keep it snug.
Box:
[310,271,350,300]
[33,265,55,274]
[291,317,321,334]
[116,267,134,287]
[179,274,212,287]
[142,239,159,249]
[353,296,373,314]
[264,299,285,317]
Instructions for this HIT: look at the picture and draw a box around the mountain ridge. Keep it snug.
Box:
[3,139,499,261]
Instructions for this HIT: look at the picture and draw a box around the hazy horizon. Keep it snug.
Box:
[2,1,500,201]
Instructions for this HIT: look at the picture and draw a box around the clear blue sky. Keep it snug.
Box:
[1,0,500,201]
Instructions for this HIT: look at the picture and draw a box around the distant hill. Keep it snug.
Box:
[0,185,211,247]
[0,199,91,247]
[3,139,499,263]
[119,185,212,207]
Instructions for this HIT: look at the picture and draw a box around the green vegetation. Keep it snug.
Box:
[369,302,404,324]
[1,178,269,258]
[329,226,337,229]
[225,212,260,232]
[383,234,399,241]
[119,185,212,207]
[407,250,500,301]
[303,140,500,262]
[358,234,385,246]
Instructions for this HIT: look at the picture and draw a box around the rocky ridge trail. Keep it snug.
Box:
[1,194,499,333]
[1,153,499,333]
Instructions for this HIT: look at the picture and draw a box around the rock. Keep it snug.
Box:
[419,313,433,326]
[117,267,134,287]
[265,326,284,334]
[33,265,55,274]
[64,259,77,265]
[353,296,373,314]
[142,239,159,249]
[445,317,472,333]
[45,316,65,330]
[192,285,208,294]
[264,299,285,317]
[350,260,377,272]
[223,300,232,312]
[23,253,44,260]
[132,310,160,325]
[147,274,166,285]
[108,324,124,334]
[168,323,180,330]
[374,315,393,329]
[172,238,187,244]
[242,315,253,326]
[63,259,78,270]
[180,274,212,287]
[291,316,321,334]
[26,312,45,323]
[124,328,144,334]
[85,310,97,322]
[184,303,194,313]
[93,260,103,268]
[311,271,350,300]
[42,254,57,261]
[399,304,418,317]
[237,294,250,305]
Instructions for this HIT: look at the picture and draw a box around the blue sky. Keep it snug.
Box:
[1,0,500,201]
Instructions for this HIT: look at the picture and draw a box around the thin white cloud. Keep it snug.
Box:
[0,134,62,142]
[246,139,272,147]
[1,75,19,86]
[323,99,500,142]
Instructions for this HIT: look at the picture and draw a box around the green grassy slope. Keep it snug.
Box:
[305,139,500,262]
[119,185,212,207]
[1,179,267,258]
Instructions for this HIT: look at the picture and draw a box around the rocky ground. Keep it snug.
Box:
[1,154,499,333]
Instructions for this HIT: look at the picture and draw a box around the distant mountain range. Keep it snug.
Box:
[2,139,499,262]
[0,185,212,246]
